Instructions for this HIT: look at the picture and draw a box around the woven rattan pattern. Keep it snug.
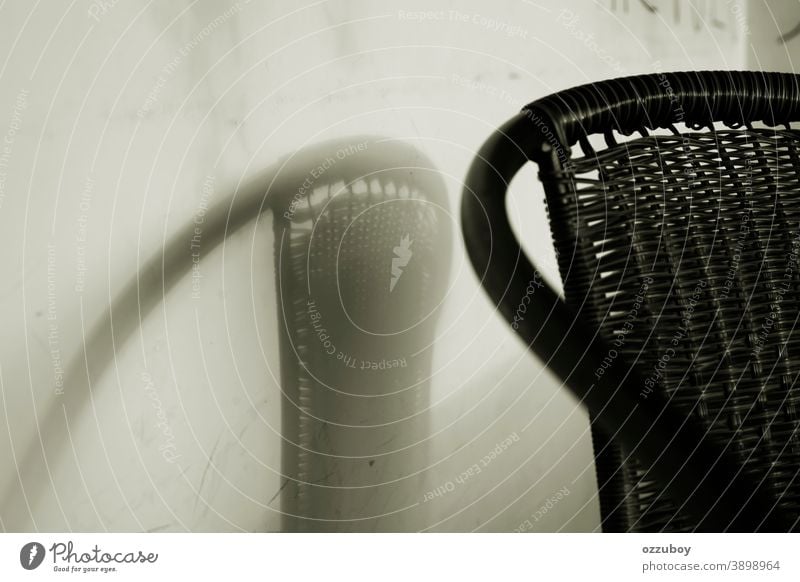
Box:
[542,128,800,531]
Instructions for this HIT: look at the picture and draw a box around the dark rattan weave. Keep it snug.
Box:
[553,128,800,531]
[462,71,800,532]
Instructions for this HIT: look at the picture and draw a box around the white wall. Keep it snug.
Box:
[746,0,800,71]
[0,0,750,532]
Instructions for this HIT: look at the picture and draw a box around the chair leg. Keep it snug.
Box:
[590,422,631,532]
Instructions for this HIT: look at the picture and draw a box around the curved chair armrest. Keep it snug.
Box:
[461,113,792,531]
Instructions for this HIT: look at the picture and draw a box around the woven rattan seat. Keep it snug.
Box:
[462,71,800,532]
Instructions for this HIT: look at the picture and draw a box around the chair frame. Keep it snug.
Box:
[461,71,800,532]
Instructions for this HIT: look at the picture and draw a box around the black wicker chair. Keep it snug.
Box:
[462,71,800,532]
